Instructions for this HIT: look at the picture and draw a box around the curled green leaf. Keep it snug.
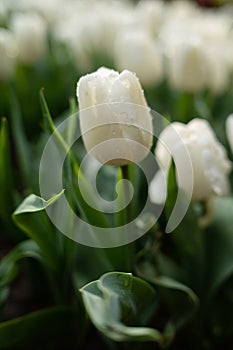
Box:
[80,272,175,346]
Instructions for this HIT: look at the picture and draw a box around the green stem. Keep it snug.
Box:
[120,165,134,271]
[121,165,132,222]
[176,91,194,123]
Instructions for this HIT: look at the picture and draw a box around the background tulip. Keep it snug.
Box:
[10,13,47,65]
[114,29,163,88]
[0,28,18,81]
[167,39,209,93]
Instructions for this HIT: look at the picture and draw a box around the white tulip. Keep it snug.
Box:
[114,29,163,88]
[149,119,231,203]
[206,48,231,95]
[199,13,232,44]
[167,38,209,93]
[0,29,18,81]
[136,0,165,36]
[10,13,47,65]
[53,17,94,73]
[226,114,233,155]
[77,67,153,166]
[166,0,199,19]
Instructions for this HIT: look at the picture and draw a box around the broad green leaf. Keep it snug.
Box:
[0,240,41,290]
[153,276,199,327]
[0,306,75,350]
[204,197,233,299]
[0,118,14,227]
[136,261,199,329]
[205,275,233,341]
[12,191,65,268]
[80,272,175,346]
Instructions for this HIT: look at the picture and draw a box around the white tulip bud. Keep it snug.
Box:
[136,0,165,36]
[149,119,231,203]
[0,29,18,81]
[10,13,47,65]
[114,29,163,88]
[77,67,153,166]
[206,48,231,95]
[167,39,209,93]
[226,114,233,155]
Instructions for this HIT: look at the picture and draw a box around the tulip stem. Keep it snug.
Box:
[121,165,134,271]
[121,165,132,222]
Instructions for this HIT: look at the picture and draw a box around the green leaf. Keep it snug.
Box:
[80,272,175,346]
[8,86,31,187]
[12,191,65,268]
[164,161,205,294]
[40,88,70,155]
[164,160,178,223]
[153,276,198,327]
[205,275,233,340]
[40,89,109,229]
[204,197,233,299]
[136,261,199,329]
[14,190,65,214]
[0,118,14,226]
[0,306,75,350]
[0,240,42,291]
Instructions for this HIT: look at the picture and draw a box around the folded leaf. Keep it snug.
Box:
[12,191,64,268]
[80,272,175,346]
[0,240,41,291]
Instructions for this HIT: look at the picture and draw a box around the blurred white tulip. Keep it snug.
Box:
[0,29,18,81]
[114,29,163,88]
[165,0,199,19]
[199,13,232,44]
[77,67,153,166]
[136,0,165,37]
[52,1,133,72]
[149,119,231,203]
[10,13,47,65]
[206,48,231,95]
[167,38,209,93]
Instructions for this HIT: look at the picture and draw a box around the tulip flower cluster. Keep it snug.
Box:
[0,0,232,95]
[0,1,233,350]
